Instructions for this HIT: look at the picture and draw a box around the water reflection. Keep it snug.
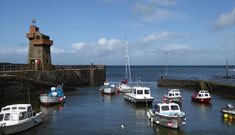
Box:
[40,103,64,123]
[152,124,185,135]
[40,103,64,115]
[221,118,235,126]
[101,93,112,103]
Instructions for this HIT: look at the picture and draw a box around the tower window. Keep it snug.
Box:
[36,35,40,40]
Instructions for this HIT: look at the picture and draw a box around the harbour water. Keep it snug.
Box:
[1,66,235,135]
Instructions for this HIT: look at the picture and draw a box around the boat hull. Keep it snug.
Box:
[221,109,235,119]
[39,94,64,105]
[116,84,131,93]
[147,110,186,129]
[0,112,43,135]
[102,88,116,95]
[164,96,182,104]
[124,95,154,104]
[191,96,211,103]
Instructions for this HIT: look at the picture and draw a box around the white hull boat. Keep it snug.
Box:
[0,104,43,135]
[147,102,186,129]
[124,86,154,104]
[103,87,116,95]
[39,95,64,105]
[100,81,116,95]
[163,89,182,104]
[116,83,131,93]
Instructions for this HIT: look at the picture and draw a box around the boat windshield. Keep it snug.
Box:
[19,111,27,120]
[4,113,10,121]
[161,106,170,111]
[171,105,179,111]
[137,90,143,94]
[2,108,10,111]
[144,90,150,94]
[0,114,3,121]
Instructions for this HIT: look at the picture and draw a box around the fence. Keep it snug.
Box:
[0,63,105,71]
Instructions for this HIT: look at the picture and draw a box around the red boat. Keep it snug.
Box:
[191,90,211,103]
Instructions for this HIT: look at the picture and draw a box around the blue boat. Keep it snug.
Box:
[39,85,66,105]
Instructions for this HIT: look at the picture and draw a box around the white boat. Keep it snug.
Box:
[221,103,235,119]
[116,79,131,93]
[116,38,132,93]
[0,104,43,135]
[163,89,182,104]
[100,81,116,95]
[147,102,186,129]
[123,86,154,103]
[191,90,211,103]
[39,85,66,105]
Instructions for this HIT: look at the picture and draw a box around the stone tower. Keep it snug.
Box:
[26,23,53,71]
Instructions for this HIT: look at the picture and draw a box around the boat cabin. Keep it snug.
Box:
[167,89,181,98]
[196,90,210,98]
[132,87,152,99]
[154,103,181,114]
[0,104,34,126]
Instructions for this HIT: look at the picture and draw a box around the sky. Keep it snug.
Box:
[0,0,234,65]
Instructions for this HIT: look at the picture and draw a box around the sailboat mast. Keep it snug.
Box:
[125,37,132,87]
[125,38,128,79]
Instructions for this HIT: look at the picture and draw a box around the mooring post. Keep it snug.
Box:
[90,67,94,87]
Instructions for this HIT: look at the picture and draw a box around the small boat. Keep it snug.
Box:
[147,102,186,129]
[39,85,66,105]
[123,86,154,104]
[163,89,182,104]
[99,81,116,95]
[191,90,211,103]
[0,104,43,135]
[116,79,131,93]
[116,38,132,93]
[221,103,235,119]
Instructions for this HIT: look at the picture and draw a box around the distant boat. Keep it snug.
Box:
[0,104,43,135]
[221,103,235,119]
[191,90,211,103]
[39,85,66,105]
[123,86,154,104]
[163,89,182,104]
[147,102,186,129]
[116,79,131,93]
[99,81,116,95]
[116,38,132,93]
[229,69,235,72]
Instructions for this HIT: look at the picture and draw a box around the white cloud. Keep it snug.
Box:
[213,8,235,32]
[133,0,184,22]
[163,44,192,51]
[71,42,85,51]
[142,31,191,43]
[69,38,124,64]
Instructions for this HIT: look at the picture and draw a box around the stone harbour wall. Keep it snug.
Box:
[0,67,105,99]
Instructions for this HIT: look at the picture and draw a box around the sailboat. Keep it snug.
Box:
[121,38,155,104]
[116,37,132,93]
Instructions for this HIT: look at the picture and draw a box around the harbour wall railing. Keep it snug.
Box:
[0,63,105,71]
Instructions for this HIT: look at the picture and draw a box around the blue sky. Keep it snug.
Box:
[0,0,234,65]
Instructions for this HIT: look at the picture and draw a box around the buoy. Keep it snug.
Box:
[224,114,228,119]
[121,124,124,129]
[229,116,233,119]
